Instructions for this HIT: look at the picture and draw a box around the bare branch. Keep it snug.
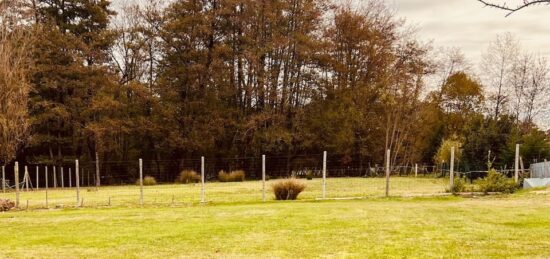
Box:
[478,0,550,16]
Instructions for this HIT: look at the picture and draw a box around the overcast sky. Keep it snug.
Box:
[386,0,550,65]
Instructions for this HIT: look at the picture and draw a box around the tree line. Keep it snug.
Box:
[1,0,549,178]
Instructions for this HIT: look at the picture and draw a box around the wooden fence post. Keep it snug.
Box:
[415,164,418,178]
[450,146,455,191]
[514,144,520,183]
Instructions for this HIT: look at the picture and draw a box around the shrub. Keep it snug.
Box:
[305,170,313,180]
[272,178,306,200]
[218,170,245,182]
[0,199,15,211]
[475,169,518,194]
[177,170,201,184]
[446,177,473,193]
[138,176,157,186]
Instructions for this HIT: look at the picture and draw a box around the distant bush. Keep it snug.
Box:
[475,169,518,194]
[272,178,306,200]
[137,176,157,186]
[0,199,15,211]
[305,170,313,180]
[218,170,245,182]
[177,170,201,184]
[446,177,474,193]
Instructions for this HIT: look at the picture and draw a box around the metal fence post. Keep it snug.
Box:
[36,166,39,190]
[139,159,143,206]
[385,150,390,197]
[96,152,100,188]
[415,164,418,178]
[14,162,20,208]
[514,144,520,183]
[201,156,205,203]
[262,155,266,202]
[322,151,327,199]
[61,167,64,188]
[75,160,80,207]
[45,166,48,208]
[2,166,5,193]
[69,168,72,188]
[24,166,29,192]
[53,166,57,188]
[450,146,455,191]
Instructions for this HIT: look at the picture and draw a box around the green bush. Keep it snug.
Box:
[218,170,245,182]
[305,170,313,180]
[272,178,306,200]
[177,170,201,184]
[446,177,474,193]
[475,169,518,194]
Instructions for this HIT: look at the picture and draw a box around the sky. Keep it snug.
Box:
[385,0,550,65]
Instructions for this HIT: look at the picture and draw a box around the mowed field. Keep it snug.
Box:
[0,185,549,258]
[2,177,448,208]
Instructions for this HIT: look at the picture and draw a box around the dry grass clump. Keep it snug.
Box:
[136,176,157,186]
[272,178,306,200]
[177,170,201,184]
[0,199,15,211]
[218,170,245,182]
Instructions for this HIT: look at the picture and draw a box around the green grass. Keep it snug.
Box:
[0,190,549,258]
[1,177,448,208]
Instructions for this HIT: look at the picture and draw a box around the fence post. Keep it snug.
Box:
[45,166,48,208]
[2,166,5,193]
[450,146,455,191]
[262,155,266,202]
[61,167,64,188]
[53,166,57,188]
[322,151,327,199]
[24,166,29,192]
[36,166,39,190]
[69,168,72,188]
[385,149,390,197]
[75,160,80,207]
[96,152,100,188]
[514,144,520,183]
[14,162,20,208]
[415,164,418,178]
[139,159,143,206]
[201,156,205,203]
[545,159,549,178]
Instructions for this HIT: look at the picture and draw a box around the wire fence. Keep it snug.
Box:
[0,151,531,210]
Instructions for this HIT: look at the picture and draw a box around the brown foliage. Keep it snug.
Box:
[272,178,306,200]
[218,170,245,182]
[177,170,200,184]
[0,199,15,211]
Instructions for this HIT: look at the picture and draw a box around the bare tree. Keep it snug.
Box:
[481,33,519,119]
[0,1,34,165]
[478,0,550,16]
[523,56,550,124]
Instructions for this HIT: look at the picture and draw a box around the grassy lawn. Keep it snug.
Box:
[1,177,448,208]
[0,189,549,258]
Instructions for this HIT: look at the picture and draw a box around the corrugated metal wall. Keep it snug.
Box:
[529,161,550,178]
